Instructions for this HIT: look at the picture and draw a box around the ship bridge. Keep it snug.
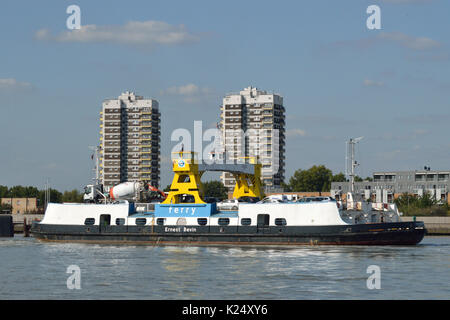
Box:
[162,152,263,204]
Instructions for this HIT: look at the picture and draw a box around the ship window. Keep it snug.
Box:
[241,218,251,226]
[218,218,230,226]
[115,218,125,225]
[84,218,95,225]
[178,175,190,183]
[275,218,287,226]
[197,218,208,226]
[156,218,165,226]
[135,218,147,226]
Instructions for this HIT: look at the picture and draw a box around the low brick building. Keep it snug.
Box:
[1,198,38,214]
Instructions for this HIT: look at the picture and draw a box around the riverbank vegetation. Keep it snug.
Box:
[0,185,84,207]
[282,166,450,217]
[282,165,370,192]
[394,193,450,217]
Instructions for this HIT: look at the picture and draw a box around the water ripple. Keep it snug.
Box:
[0,236,448,299]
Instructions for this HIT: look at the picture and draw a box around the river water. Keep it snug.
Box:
[0,236,448,300]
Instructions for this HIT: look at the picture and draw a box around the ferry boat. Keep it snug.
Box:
[31,152,426,245]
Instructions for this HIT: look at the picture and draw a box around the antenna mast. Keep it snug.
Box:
[89,146,101,185]
[347,137,363,194]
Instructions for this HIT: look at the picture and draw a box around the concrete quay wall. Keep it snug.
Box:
[402,216,450,235]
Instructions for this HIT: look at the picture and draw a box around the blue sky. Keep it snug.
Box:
[0,0,449,191]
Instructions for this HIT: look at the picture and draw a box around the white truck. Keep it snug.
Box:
[83,181,166,203]
[83,184,105,203]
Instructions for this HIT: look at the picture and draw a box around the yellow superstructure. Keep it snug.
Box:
[162,152,206,204]
[162,152,263,204]
[230,157,262,200]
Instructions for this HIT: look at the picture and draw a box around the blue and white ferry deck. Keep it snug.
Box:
[31,152,426,245]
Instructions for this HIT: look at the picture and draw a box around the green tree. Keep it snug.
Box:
[331,172,347,182]
[3,185,40,198]
[25,186,40,197]
[62,189,84,203]
[202,180,228,200]
[289,165,333,192]
[0,185,9,198]
[281,181,292,192]
[353,176,373,182]
[394,192,448,216]
[394,193,417,209]
[0,185,77,206]
[8,185,27,197]
[37,188,63,205]
[50,189,63,203]
[396,192,437,209]
[416,192,437,208]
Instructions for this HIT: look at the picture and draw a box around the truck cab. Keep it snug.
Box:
[83,184,104,203]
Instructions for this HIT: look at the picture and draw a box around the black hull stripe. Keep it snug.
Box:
[31,222,426,245]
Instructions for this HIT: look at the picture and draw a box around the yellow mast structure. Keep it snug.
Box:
[162,152,206,204]
[230,157,262,199]
[162,152,263,205]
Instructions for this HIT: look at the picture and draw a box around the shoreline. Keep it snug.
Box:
[3,214,450,236]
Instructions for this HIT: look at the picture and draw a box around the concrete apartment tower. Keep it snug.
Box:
[219,86,286,192]
[99,91,161,188]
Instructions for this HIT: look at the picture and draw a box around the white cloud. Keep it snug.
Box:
[377,32,441,51]
[396,114,450,124]
[381,0,433,3]
[35,20,200,47]
[160,83,213,103]
[363,79,385,87]
[286,129,307,137]
[0,78,32,89]
[163,83,202,96]
[377,148,404,161]
[413,129,427,135]
[329,32,441,52]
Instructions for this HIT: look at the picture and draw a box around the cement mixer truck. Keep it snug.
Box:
[109,181,141,201]
[84,181,166,203]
